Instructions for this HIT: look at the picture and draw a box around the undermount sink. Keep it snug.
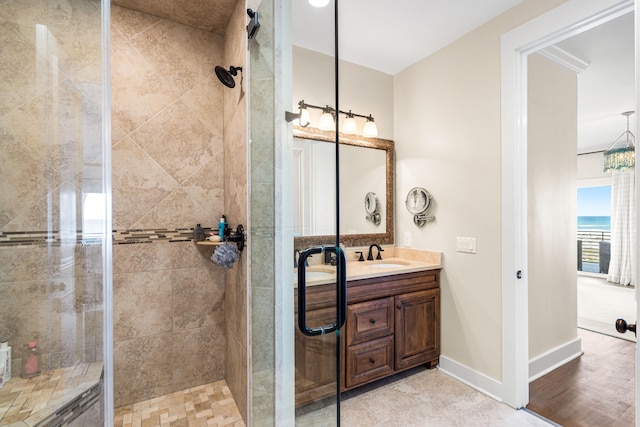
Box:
[368,261,410,268]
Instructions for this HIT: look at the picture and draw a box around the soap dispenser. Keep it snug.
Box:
[218,215,226,242]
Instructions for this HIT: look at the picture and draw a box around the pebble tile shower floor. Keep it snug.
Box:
[114,380,244,427]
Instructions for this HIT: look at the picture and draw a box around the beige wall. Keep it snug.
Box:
[393,0,567,381]
[527,53,578,360]
[293,46,394,140]
[110,5,227,407]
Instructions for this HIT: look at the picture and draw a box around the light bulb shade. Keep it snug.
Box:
[297,108,310,127]
[318,112,335,131]
[342,116,358,134]
[362,120,378,138]
[308,0,330,7]
[603,146,635,172]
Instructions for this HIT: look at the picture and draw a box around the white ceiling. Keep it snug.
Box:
[293,0,524,75]
[293,1,635,154]
[555,12,634,154]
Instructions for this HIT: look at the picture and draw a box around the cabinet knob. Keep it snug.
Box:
[396,304,402,309]
[369,358,376,364]
[369,318,376,324]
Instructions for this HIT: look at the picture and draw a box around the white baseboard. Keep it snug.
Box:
[528,337,582,382]
[438,356,504,402]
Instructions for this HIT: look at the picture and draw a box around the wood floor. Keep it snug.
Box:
[528,328,635,426]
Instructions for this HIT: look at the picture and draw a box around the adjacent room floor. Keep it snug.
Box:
[528,328,634,427]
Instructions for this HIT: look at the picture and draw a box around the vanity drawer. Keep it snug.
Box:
[345,335,394,388]
[346,297,394,346]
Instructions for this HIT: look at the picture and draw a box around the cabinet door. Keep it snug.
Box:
[295,306,338,407]
[395,289,440,370]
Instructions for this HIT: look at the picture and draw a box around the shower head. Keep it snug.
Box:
[215,65,242,88]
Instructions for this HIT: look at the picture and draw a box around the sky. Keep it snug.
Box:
[577,186,611,216]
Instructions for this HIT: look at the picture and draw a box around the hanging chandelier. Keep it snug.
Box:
[603,111,635,173]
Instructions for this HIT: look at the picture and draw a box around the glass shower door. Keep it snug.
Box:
[292,0,344,425]
[0,0,111,425]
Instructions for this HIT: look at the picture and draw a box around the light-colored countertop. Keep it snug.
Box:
[295,248,442,286]
[0,362,103,426]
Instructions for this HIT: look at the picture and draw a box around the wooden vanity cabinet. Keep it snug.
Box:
[343,269,440,389]
[295,268,440,407]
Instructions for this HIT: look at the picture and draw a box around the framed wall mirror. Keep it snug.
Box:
[292,126,394,248]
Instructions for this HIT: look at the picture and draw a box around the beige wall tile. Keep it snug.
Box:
[114,334,174,407]
[111,137,178,228]
[112,0,236,34]
[113,270,174,341]
[113,241,207,274]
[131,187,212,229]
[0,281,50,360]
[110,31,179,134]
[128,19,224,94]
[181,152,225,222]
[181,76,224,135]
[0,2,49,116]
[172,267,225,330]
[130,100,220,185]
[0,126,59,229]
[170,324,225,392]
[111,4,161,40]
[225,333,247,419]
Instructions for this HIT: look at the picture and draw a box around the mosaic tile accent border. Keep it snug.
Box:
[0,227,214,247]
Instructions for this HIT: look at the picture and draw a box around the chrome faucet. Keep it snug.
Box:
[367,244,383,261]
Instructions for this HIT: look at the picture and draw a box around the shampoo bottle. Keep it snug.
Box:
[218,215,226,242]
[193,224,205,242]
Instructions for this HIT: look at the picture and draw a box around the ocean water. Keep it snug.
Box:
[577,216,611,231]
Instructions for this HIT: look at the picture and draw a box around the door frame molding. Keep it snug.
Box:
[499,0,635,409]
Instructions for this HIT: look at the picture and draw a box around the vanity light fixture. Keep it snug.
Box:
[362,115,378,138]
[318,107,336,131]
[342,111,358,134]
[603,111,635,173]
[285,100,378,137]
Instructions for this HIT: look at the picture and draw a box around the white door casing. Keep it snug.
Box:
[500,0,635,411]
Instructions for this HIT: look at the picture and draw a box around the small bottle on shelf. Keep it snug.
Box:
[218,215,226,242]
[193,224,205,241]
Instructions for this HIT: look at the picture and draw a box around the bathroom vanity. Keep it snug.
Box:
[294,253,441,407]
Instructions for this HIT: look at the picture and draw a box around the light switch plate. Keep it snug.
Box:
[404,232,412,247]
[457,237,477,254]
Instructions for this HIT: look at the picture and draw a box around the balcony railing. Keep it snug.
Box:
[577,230,611,273]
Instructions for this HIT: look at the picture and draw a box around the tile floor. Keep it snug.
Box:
[114,380,244,427]
[114,367,552,427]
[298,366,552,426]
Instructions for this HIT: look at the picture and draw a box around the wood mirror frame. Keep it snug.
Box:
[293,125,395,248]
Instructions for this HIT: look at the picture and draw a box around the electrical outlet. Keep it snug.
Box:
[404,232,412,247]
[456,237,477,254]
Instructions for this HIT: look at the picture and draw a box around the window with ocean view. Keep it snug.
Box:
[577,186,611,273]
